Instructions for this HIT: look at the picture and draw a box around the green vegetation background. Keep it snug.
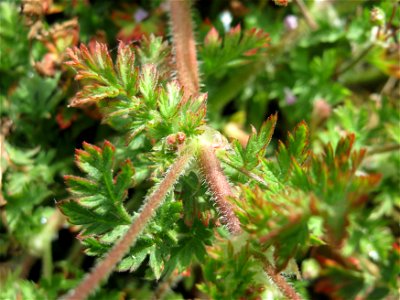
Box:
[0,0,398,299]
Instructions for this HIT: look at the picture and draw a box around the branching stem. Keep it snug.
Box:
[169,0,200,99]
[198,144,242,235]
[169,1,241,235]
[61,152,193,300]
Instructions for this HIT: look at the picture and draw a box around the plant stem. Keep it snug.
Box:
[208,63,259,115]
[198,144,242,235]
[293,0,318,31]
[19,255,37,279]
[336,44,374,77]
[42,242,52,280]
[169,0,200,99]
[262,258,302,300]
[169,1,241,235]
[253,252,302,300]
[367,143,400,156]
[152,272,183,300]
[61,152,193,300]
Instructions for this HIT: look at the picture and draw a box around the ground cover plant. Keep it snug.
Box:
[1,0,399,299]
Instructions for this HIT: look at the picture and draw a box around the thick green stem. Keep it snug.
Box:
[61,152,193,300]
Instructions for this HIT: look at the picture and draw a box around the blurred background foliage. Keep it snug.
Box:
[0,0,398,299]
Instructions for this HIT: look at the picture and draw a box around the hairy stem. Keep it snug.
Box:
[198,144,242,235]
[61,152,193,300]
[263,259,302,300]
[253,253,302,300]
[169,0,200,99]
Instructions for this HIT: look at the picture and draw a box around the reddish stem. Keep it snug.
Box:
[198,145,242,235]
[263,258,302,300]
[61,152,192,300]
[169,0,200,99]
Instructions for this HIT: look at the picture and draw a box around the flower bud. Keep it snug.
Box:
[284,15,298,31]
[284,87,296,105]
[273,0,289,7]
[370,7,385,26]
[312,99,331,121]
[176,132,186,144]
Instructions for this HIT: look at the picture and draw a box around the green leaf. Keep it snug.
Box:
[137,35,171,78]
[227,114,277,172]
[70,84,119,106]
[60,141,133,236]
[159,81,181,119]
[66,42,139,106]
[276,121,309,178]
[58,200,128,235]
[149,245,164,280]
[243,113,277,169]
[116,42,138,97]
[199,25,269,77]
[139,64,159,109]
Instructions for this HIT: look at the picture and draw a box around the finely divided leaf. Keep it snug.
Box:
[59,141,133,236]
[276,121,309,177]
[200,25,270,77]
[228,114,277,171]
[59,200,128,235]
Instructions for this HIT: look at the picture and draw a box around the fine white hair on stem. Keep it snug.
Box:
[198,143,242,235]
[60,151,193,300]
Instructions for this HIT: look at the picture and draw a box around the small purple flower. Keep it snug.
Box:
[134,8,149,23]
[284,87,297,105]
[284,15,298,31]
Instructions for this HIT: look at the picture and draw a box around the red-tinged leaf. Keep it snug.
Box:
[335,133,355,159]
[273,218,308,271]
[226,114,277,173]
[287,121,309,163]
[139,64,159,108]
[94,42,114,73]
[116,41,138,97]
[64,175,98,196]
[70,85,120,107]
[64,141,133,228]
[276,121,310,178]
[159,81,182,119]
[114,159,135,203]
[244,113,277,169]
[199,25,270,76]
[204,27,220,46]
[314,266,364,300]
